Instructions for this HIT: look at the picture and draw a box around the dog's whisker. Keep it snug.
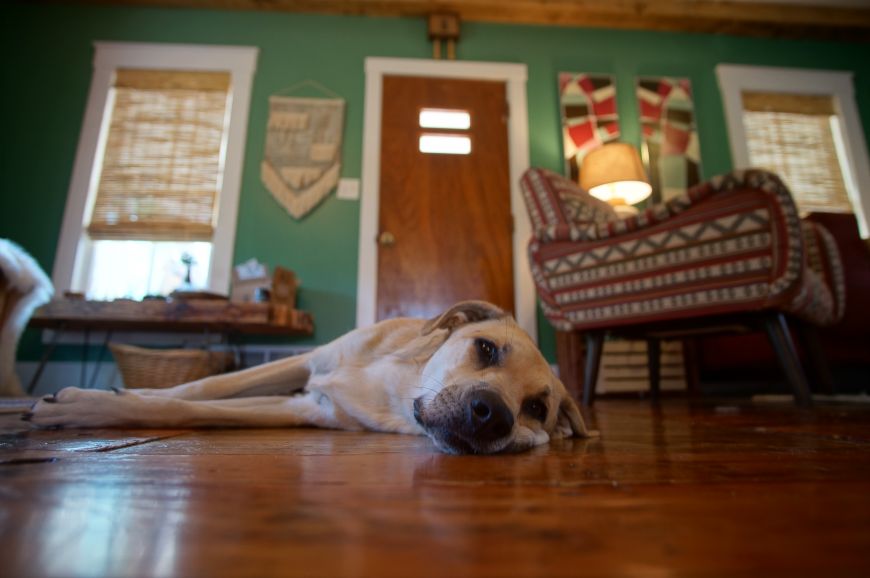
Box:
[420,388,442,399]
[424,372,449,389]
[420,376,449,395]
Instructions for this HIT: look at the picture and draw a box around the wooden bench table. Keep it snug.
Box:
[26,298,314,392]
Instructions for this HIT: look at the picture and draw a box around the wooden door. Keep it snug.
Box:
[376,75,513,321]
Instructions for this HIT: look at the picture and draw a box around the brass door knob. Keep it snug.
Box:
[378,231,396,246]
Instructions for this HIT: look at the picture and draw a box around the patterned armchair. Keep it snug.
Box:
[520,168,846,407]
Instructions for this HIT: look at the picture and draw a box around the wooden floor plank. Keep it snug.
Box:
[1,399,868,578]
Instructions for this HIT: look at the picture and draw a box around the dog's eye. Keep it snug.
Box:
[474,338,499,366]
[522,398,548,422]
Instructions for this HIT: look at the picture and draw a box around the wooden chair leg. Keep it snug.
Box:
[555,330,585,401]
[582,331,605,407]
[764,313,813,408]
[647,338,661,402]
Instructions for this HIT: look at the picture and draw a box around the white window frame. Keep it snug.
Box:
[52,42,258,296]
[357,57,535,341]
[716,63,870,238]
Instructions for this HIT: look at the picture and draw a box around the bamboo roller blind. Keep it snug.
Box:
[88,68,231,241]
[740,91,853,214]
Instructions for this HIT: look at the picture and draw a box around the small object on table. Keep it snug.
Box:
[270,267,299,326]
[271,267,298,307]
[231,258,271,303]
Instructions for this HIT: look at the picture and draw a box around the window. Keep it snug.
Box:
[53,42,258,299]
[419,134,472,155]
[717,64,870,238]
[741,92,852,214]
[419,108,471,129]
[417,107,472,155]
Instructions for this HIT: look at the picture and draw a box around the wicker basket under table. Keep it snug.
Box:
[109,343,235,389]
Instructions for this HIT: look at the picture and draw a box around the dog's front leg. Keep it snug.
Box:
[134,352,313,401]
[27,387,345,429]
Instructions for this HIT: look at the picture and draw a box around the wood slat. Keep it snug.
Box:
[742,91,837,115]
[115,68,231,91]
[52,0,870,41]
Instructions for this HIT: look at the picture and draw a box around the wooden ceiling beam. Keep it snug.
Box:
[43,1,870,41]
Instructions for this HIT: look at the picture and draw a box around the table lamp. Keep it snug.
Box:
[580,143,652,217]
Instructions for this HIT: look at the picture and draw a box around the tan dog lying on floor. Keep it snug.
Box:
[26,301,592,454]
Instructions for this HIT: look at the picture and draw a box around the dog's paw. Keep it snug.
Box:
[28,387,137,429]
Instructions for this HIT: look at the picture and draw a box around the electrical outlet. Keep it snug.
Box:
[337,178,360,200]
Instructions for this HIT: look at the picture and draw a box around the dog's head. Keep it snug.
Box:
[412,301,590,455]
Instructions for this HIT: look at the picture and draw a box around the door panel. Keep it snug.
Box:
[376,75,513,321]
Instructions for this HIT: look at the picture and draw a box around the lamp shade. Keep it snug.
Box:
[580,143,652,206]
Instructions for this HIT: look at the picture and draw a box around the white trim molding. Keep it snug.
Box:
[357,57,535,341]
[717,63,870,238]
[52,42,259,295]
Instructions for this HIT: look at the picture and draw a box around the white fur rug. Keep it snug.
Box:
[0,239,53,396]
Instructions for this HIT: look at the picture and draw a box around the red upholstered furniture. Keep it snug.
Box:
[520,168,846,406]
[697,212,869,388]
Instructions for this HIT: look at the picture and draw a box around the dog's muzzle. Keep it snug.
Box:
[415,387,515,454]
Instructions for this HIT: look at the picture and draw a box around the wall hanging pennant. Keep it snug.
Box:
[261,81,345,219]
[558,72,620,182]
[636,77,702,203]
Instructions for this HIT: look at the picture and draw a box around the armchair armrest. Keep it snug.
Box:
[788,221,846,325]
[530,169,802,245]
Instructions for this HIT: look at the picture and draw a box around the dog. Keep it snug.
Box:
[26,301,592,454]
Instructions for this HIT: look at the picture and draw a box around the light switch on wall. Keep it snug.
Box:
[337,178,360,200]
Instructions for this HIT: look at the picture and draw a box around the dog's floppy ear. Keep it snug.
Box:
[554,380,593,438]
[421,300,506,335]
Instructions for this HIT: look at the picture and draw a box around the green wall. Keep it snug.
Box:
[3,2,869,362]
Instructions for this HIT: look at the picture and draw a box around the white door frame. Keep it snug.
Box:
[356,57,536,342]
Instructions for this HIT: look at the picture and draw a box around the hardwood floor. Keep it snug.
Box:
[1,398,869,578]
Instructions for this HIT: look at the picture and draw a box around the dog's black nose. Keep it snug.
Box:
[464,389,514,443]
